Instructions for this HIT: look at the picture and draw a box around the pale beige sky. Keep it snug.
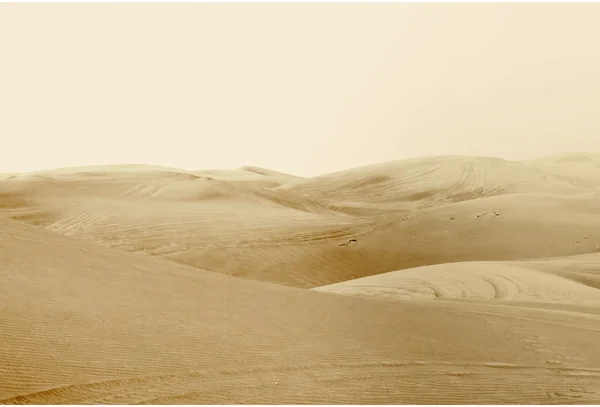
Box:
[1,3,600,177]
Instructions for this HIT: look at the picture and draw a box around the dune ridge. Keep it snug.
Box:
[3,155,600,287]
[2,153,600,403]
[313,255,600,305]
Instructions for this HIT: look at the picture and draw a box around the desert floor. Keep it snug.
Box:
[2,153,600,404]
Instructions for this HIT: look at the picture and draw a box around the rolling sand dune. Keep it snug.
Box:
[2,156,600,288]
[313,255,600,305]
[523,153,600,188]
[2,215,600,404]
[277,155,595,207]
[2,154,600,403]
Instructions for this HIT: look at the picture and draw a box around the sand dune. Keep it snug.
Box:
[314,255,600,305]
[2,154,600,403]
[2,216,600,404]
[277,155,596,207]
[2,155,600,288]
[523,152,600,187]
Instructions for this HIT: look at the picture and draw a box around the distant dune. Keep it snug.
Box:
[2,154,600,403]
[2,155,600,287]
[277,155,586,204]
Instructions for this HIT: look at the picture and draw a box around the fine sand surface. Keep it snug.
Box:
[2,153,600,404]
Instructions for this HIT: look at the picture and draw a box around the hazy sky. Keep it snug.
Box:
[2,3,600,177]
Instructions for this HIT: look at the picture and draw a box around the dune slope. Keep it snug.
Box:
[2,216,600,404]
[313,254,600,306]
[2,156,600,288]
[277,155,596,207]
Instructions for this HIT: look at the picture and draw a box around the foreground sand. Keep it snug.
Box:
[1,154,600,404]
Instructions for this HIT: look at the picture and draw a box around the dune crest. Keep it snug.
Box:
[2,155,600,288]
[313,256,600,305]
[2,154,600,403]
